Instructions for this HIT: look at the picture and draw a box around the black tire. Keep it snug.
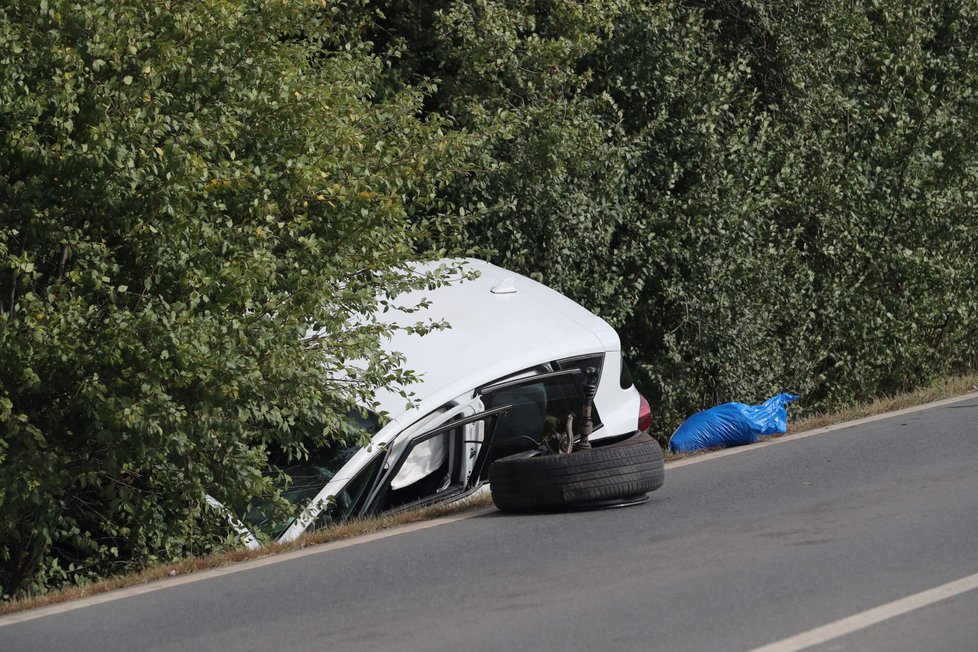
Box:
[489,431,664,513]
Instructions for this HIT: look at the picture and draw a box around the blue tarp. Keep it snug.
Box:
[669,393,800,454]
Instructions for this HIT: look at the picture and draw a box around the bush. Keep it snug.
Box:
[5,0,978,597]
[359,0,978,437]
[0,0,463,597]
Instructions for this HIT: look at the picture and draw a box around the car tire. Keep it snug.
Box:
[489,431,664,513]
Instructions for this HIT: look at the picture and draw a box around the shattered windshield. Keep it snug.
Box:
[243,410,382,538]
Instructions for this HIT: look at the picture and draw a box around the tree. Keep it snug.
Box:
[0,0,464,597]
[353,0,978,434]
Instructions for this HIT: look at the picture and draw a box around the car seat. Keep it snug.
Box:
[490,383,547,459]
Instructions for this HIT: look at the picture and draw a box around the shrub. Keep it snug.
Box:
[0,0,463,597]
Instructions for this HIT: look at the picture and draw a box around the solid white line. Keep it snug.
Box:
[748,571,978,652]
[667,391,978,469]
[0,506,496,628]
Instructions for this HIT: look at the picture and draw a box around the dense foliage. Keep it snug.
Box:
[357,0,978,431]
[3,0,977,597]
[0,0,463,597]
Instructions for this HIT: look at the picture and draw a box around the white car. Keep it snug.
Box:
[228,259,658,548]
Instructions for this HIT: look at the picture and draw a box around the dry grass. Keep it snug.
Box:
[786,373,978,434]
[0,492,494,618]
[5,372,977,617]
[662,372,978,463]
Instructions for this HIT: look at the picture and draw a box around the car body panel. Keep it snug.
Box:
[370,259,621,425]
[230,259,643,548]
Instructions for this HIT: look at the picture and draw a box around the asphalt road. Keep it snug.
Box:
[3,395,977,652]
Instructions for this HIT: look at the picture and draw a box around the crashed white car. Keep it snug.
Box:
[227,259,660,548]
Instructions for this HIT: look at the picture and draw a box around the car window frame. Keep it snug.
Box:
[362,405,510,516]
[478,367,582,396]
[477,363,605,466]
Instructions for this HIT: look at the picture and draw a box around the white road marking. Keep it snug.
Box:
[0,507,496,627]
[748,571,978,652]
[2,391,975,626]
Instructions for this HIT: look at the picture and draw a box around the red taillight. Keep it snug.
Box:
[638,393,653,432]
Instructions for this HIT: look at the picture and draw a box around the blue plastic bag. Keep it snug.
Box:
[669,393,800,454]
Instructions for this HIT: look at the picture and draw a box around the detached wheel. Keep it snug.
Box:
[489,431,664,513]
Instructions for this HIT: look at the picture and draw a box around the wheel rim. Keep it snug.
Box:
[564,492,650,511]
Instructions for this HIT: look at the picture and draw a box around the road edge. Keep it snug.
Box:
[666,390,978,469]
[0,506,496,628]
[4,390,977,627]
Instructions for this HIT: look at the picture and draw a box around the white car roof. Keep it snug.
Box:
[372,258,620,424]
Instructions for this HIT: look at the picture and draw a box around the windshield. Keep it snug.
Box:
[242,410,381,538]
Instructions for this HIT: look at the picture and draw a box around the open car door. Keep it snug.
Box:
[363,402,509,515]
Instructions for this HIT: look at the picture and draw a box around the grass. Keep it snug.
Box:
[661,372,978,463]
[4,372,977,617]
[0,493,493,618]
[786,373,978,433]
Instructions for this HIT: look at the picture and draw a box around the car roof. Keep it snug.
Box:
[371,258,620,425]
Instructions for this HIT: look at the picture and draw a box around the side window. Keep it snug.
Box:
[383,423,460,511]
[619,358,634,390]
[365,406,507,515]
[484,382,548,457]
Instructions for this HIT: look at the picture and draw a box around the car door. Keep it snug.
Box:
[362,399,509,515]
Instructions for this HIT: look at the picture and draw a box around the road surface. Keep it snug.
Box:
[2,394,977,651]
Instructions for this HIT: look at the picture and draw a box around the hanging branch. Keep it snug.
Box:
[54,244,71,288]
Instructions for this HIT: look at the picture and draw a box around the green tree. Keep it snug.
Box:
[0,0,464,597]
[354,0,978,435]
